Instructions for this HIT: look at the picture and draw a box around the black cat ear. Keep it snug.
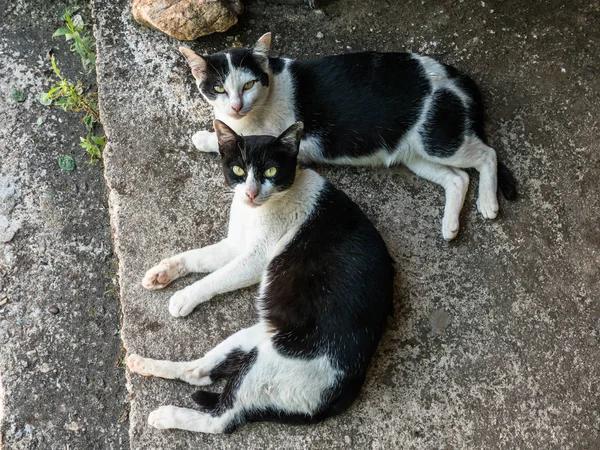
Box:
[213,120,241,156]
[277,122,304,156]
[179,47,207,81]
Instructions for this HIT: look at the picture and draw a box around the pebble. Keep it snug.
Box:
[65,422,84,432]
[316,32,324,39]
[40,363,53,373]
[14,424,33,439]
[48,306,60,315]
[430,309,451,336]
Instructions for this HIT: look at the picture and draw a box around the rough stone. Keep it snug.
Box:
[132,0,243,41]
[95,0,600,447]
[0,1,129,448]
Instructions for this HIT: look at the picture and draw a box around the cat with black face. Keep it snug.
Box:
[180,33,517,241]
[128,121,394,434]
[217,128,298,206]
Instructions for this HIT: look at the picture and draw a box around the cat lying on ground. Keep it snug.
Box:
[180,33,516,241]
[128,121,394,433]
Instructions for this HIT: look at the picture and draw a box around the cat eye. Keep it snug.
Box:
[214,86,225,93]
[264,167,277,177]
[232,165,245,176]
[243,80,255,90]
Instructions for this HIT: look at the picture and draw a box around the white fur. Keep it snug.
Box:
[131,168,340,433]
[142,169,325,316]
[131,324,340,434]
[234,341,339,415]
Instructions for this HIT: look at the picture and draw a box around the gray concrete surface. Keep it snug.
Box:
[94,0,600,448]
[0,1,129,448]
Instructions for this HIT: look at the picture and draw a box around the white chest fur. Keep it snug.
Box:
[227,169,325,260]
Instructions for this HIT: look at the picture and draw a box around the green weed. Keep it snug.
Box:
[53,10,96,74]
[43,9,106,164]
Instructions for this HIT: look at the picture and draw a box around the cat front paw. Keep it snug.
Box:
[476,193,499,219]
[127,354,152,376]
[192,130,218,153]
[148,405,181,430]
[142,259,185,290]
[169,289,200,317]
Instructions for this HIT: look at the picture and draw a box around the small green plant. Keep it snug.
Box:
[80,135,105,162]
[52,10,95,74]
[45,55,99,122]
[44,55,104,163]
[43,9,105,164]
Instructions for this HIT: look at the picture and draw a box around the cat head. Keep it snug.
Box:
[180,33,272,120]
[213,120,304,208]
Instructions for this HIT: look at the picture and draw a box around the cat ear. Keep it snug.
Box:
[277,122,304,156]
[253,32,271,60]
[213,120,241,156]
[179,47,207,81]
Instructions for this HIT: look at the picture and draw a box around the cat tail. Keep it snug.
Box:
[191,390,221,412]
[498,161,517,201]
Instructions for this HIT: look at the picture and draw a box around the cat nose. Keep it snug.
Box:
[231,102,243,112]
[245,187,259,200]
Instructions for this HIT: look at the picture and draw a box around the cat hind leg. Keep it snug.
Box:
[403,155,469,241]
[126,354,212,385]
[430,136,501,219]
[127,323,267,385]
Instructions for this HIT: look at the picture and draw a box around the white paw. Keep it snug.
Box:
[127,354,152,377]
[142,259,184,290]
[476,193,499,219]
[169,289,198,317]
[192,130,218,153]
[148,405,180,430]
[442,216,460,241]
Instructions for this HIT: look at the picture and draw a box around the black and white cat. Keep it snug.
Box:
[179,33,516,241]
[128,121,394,433]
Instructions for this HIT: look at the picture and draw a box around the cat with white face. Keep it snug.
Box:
[180,33,517,241]
[128,121,394,434]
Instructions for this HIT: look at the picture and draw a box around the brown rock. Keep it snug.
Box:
[132,0,243,41]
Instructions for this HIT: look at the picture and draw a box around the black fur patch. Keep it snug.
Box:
[214,348,258,415]
[289,52,431,159]
[268,56,285,74]
[209,348,252,381]
[420,89,467,157]
[262,181,395,373]
[443,64,487,142]
[190,390,220,411]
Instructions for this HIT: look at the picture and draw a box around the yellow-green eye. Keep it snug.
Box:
[214,86,225,93]
[264,167,277,177]
[232,165,245,176]
[243,80,255,90]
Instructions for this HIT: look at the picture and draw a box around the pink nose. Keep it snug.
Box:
[232,103,243,113]
[246,188,258,200]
